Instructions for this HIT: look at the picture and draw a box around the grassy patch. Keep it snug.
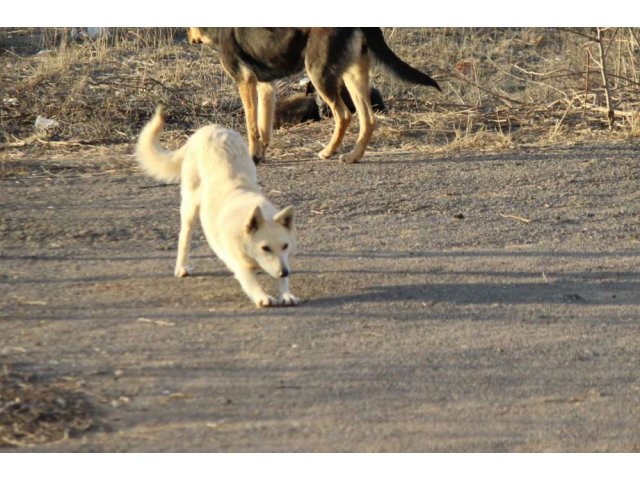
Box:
[0,364,97,447]
[1,27,639,157]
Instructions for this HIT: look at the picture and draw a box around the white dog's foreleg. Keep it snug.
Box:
[175,196,199,277]
[278,277,300,306]
[234,267,279,307]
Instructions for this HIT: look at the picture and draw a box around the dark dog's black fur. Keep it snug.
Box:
[189,27,440,163]
[274,93,321,129]
[305,82,386,116]
[274,85,385,129]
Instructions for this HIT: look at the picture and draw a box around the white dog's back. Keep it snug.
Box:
[136,106,258,192]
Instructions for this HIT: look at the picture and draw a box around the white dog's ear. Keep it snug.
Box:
[274,206,294,230]
[245,206,265,234]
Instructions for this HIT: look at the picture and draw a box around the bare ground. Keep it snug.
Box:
[1,139,640,452]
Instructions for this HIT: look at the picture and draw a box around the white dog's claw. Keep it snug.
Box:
[256,295,279,308]
[174,266,192,278]
[280,293,300,306]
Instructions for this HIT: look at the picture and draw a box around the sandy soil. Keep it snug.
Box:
[1,141,639,451]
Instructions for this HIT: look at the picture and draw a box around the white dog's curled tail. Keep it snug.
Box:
[136,106,186,183]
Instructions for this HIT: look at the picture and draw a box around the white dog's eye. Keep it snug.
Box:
[282,243,289,250]
[262,245,272,253]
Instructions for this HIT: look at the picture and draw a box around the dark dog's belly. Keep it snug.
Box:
[232,28,310,82]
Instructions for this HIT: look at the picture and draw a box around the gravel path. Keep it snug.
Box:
[1,143,639,451]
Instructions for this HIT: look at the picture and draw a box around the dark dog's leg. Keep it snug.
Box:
[341,56,376,164]
[237,76,264,164]
[370,87,386,113]
[304,29,353,159]
[306,70,351,159]
[257,81,276,155]
[315,90,351,160]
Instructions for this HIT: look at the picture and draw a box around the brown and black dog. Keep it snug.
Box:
[188,27,440,164]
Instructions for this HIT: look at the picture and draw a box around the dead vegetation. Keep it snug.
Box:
[1,27,639,159]
[0,364,97,447]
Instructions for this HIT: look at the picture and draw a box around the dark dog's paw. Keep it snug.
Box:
[339,152,361,164]
[317,148,333,160]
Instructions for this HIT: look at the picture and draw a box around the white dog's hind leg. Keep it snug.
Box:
[234,267,279,307]
[174,196,199,277]
[279,277,300,306]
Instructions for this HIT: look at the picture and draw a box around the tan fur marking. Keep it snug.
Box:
[257,81,276,148]
[340,55,376,163]
[237,75,263,161]
[187,27,214,45]
[317,101,351,159]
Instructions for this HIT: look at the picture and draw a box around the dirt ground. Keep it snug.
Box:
[1,138,640,452]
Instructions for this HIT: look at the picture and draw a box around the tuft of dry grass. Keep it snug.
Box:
[1,27,639,159]
[625,111,640,139]
[0,364,97,447]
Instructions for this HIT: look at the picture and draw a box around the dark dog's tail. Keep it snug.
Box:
[361,28,441,92]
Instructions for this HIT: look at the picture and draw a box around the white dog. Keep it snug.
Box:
[136,107,299,307]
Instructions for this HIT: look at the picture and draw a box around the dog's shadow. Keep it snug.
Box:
[297,249,640,310]
[308,278,640,309]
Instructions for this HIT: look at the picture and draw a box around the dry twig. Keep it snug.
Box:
[595,27,616,130]
[499,213,532,224]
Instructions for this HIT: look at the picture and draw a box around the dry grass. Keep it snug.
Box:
[373,28,640,151]
[1,27,639,160]
[0,364,97,447]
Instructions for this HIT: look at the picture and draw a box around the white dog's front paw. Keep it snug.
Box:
[174,265,192,278]
[280,293,300,306]
[255,294,279,308]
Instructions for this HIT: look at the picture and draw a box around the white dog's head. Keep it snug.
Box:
[243,205,295,279]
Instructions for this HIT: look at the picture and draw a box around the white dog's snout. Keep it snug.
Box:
[278,267,290,278]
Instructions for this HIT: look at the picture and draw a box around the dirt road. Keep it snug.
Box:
[1,142,639,451]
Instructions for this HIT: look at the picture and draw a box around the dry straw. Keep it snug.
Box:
[1,27,639,159]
